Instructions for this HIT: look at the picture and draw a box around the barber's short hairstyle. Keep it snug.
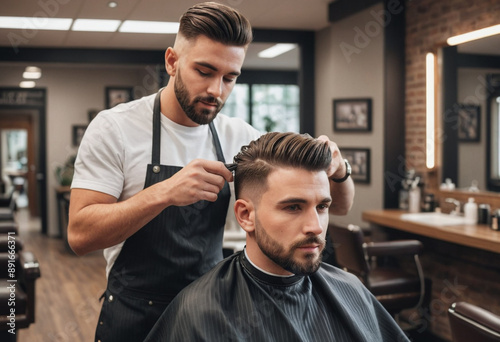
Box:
[233,132,332,199]
[179,2,253,46]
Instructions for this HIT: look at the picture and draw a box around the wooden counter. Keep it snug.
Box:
[362,209,500,254]
[363,209,500,341]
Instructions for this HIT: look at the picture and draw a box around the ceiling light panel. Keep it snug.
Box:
[19,81,36,88]
[72,19,121,32]
[258,43,297,58]
[0,16,72,30]
[23,66,42,79]
[119,20,179,34]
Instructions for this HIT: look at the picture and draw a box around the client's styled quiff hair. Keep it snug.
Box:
[178,2,253,46]
[234,132,332,199]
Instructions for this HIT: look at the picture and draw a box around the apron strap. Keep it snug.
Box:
[151,89,163,167]
[209,122,226,163]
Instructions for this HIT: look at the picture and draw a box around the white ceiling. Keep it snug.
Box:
[0,0,335,70]
[2,1,499,69]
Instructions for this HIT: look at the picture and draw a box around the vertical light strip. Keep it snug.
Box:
[426,52,435,169]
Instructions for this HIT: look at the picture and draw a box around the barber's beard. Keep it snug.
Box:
[174,69,224,125]
[254,216,325,276]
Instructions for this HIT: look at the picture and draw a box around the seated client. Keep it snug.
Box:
[146,132,409,342]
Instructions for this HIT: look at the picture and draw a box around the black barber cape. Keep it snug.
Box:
[145,251,409,342]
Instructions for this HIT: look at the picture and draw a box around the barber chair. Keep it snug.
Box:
[0,250,40,342]
[329,223,427,316]
[0,221,18,235]
[448,302,500,342]
[0,235,23,252]
[0,190,13,207]
[0,191,16,221]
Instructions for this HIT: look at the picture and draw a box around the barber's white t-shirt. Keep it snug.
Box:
[72,93,261,276]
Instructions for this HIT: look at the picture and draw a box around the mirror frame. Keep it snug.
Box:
[441,45,500,191]
[487,85,500,191]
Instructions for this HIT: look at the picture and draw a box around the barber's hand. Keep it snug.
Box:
[316,135,346,180]
[163,159,233,206]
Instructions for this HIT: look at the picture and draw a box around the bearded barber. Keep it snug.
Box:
[67,2,354,342]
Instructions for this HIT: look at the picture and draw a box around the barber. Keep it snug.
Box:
[68,2,354,342]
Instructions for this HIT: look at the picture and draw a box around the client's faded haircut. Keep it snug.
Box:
[233,132,332,200]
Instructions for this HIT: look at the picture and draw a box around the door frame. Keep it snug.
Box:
[0,112,37,216]
[0,88,47,234]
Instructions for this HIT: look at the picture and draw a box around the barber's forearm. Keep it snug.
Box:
[329,177,354,215]
[68,186,171,256]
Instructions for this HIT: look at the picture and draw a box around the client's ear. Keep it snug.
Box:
[234,199,255,233]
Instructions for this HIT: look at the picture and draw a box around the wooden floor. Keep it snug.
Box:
[15,209,107,342]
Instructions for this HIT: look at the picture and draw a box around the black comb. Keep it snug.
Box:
[225,163,237,172]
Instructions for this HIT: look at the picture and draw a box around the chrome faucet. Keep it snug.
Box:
[445,198,461,215]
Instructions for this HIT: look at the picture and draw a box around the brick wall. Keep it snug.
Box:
[385,229,500,341]
[405,0,500,173]
[404,2,500,339]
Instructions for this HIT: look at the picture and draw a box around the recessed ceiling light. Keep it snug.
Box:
[119,20,179,34]
[72,19,121,32]
[258,43,297,58]
[20,81,36,88]
[108,1,118,8]
[23,66,41,79]
[0,16,72,30]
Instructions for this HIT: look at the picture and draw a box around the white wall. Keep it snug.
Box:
[0,63,159,236]
[315,3,385,228]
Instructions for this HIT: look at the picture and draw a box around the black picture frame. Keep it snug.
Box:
[105,86,133,109]
[72,125,87,147]
[341,148,371,184]
[457,104,480,142]
[333,98,372,132]
[88,109,100,123]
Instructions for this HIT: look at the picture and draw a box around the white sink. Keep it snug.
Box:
[401,212,468,226]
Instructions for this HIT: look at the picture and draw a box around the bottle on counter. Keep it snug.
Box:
[423,193,435,212]
[464,198,478,225]
[408,177,421,213]
[478,204,491,225]
[492,210,499,231]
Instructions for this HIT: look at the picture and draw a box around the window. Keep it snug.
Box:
[224,84,300,133]
[223,84,249,122]
[252,84,299,132]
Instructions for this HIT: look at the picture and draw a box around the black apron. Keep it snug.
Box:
[95,90,230,342]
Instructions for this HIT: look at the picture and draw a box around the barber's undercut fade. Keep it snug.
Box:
[233,132,332,200]
[179,2,253,46]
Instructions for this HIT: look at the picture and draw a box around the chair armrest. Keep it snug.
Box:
[364,240,423,257]
[19,251,41,280]
[0,235,23,252]
[449,302,500,334]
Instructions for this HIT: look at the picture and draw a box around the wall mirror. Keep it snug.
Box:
[440,33,500,192]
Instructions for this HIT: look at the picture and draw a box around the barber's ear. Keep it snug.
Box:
[234,199,255,233]
[165,47,178,76]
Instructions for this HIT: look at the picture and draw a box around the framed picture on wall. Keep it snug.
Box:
[341,148,371,184]
[105,87,133,109]
[72,125,87,147]
[457,104,480,142]
[88,109,100,122]
[333,98,372,132]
